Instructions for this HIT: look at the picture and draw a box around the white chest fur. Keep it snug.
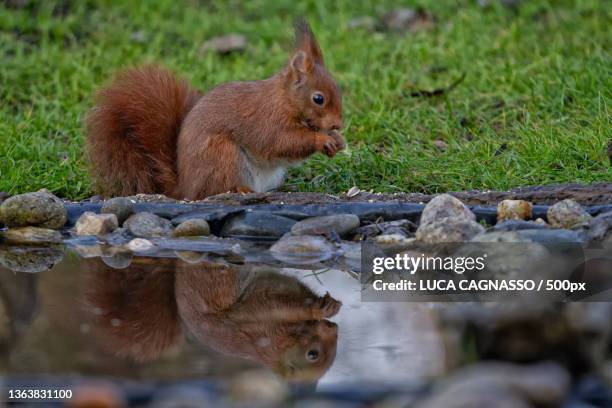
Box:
[242,152,289,193]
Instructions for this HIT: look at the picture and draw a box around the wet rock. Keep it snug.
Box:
[534,217,548,226]
[497,199,532,222]
[354,219,417,239]
[416,217,484,244]
[419,194,475,227]
[584,210,612,241]
[73,245,106,258]
[101,250,133,269]
[126,238,155,252]
[0,189,67,229]
[547,199,592,229]
[416,362,570,408]
[171,209,243,225]
[75,212,118,236]
[229,369,288,405]
[0,246,64,273]
[270,235,335,264]
[124,212,173,237]
[0,192,9,204]
[201,33,247,54]
[101,197,134,225]
[291,214,360,236]
[172,219,210,237]
[1,227,63,244]
[347,16,377,31]
[221,212,296,238]
[491,220,548,232]
[99,227,133,246]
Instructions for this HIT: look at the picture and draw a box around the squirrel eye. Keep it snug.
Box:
[306,349,319,361]
[312,92,325,106]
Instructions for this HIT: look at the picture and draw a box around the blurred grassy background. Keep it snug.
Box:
[0,0,610,200]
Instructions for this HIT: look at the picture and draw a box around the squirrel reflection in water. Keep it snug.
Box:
[82,257,341,382]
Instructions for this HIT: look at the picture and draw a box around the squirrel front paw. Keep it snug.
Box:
[315,131,345,158]
[312,292,342,319]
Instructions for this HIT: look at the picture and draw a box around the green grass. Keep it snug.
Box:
[0,0,610,200]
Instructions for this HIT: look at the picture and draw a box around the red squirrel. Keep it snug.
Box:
[80,257,340,381]
[86,21,344,200]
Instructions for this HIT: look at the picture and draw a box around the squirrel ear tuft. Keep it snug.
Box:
[289,50,312,86]
[294,19,324,66]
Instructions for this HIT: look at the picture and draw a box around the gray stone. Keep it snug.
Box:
[416,217,484,244]
[547,199,592,229]
[124,212,173,237]
[0,246,64,273]
[221,212,296,238]
[201,34,246,54]
[270,235,335,264]
[99,227,133,246]
[0,189,67,229]
[492,220,548,232]
[419,194,475,227]
[75,212,118,236]
[497,199,533,222]
[0,226,63,244]
[101,197,134,225]
[172,219,210,237]
[354,219,416,239]
[291,214,360,236]
[585,211,612,241]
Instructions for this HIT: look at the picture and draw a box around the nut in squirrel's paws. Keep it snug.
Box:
[321,130,346,158]
[318,292,342,318]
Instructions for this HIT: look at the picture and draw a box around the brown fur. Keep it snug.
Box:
[81,258,181,362]
[86,21,344,199]
[86,65,201,197]
[81,258,341,381]
[175,262,341,381]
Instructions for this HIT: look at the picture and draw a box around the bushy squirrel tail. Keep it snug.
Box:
[86,65,200,197]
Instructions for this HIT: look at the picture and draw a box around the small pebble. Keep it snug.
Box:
[497,199,533,222]
[75,212,118,236]
[172,219,210,237]
[126,238,155,252]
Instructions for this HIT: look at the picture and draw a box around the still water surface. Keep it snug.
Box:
[0,244,445,390]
